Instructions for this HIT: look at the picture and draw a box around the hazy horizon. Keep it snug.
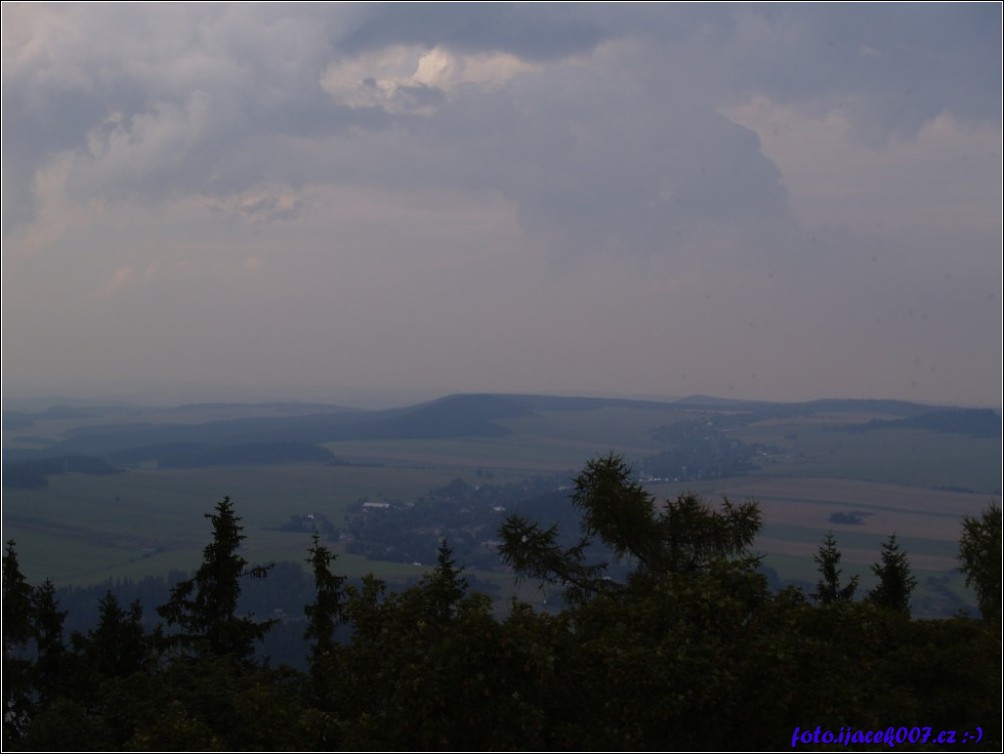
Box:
[4,378,1000,415]
[3,4,1001,409]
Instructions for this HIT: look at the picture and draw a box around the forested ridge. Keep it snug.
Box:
[3,455,1000,751]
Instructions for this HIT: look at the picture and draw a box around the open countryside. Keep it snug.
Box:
[3,393,998,616]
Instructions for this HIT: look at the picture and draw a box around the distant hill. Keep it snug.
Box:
[660,395,938,420]
[5,392,997,469]
[10,394,534,461]
[677,394,769,408]
[847,408,1002,439]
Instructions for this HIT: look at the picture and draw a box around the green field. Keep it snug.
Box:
[3,463,498,583]
[741,423,998,491]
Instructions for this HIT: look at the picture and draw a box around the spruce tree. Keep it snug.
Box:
[3,541,35,743]
[30,579,69,706]
[158,497,275,660]
[85,592,148,678]
[421,539,469,624]
[811,532,858,604]
[867,534,917,615]
[304,532,346,665]
[2,541,33,651]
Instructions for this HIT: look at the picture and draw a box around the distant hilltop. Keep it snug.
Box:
[4,392,1000,467]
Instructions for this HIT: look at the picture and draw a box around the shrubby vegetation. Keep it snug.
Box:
[3,456,1000,751]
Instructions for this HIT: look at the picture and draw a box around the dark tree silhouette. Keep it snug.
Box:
[80,592,148,678]
[958,501,1002,622]
[30,579,70,708]
[811,532,858,604]
[304,532,347,664]
[158,497,275,660]
[867,534,917,615]
[3,541,35,744]
[500,453,762,603]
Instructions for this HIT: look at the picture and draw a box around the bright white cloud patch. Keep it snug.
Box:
[320,44,535,113]
[2,4,999,406]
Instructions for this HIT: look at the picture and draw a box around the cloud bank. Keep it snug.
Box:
[3,3,1000,406]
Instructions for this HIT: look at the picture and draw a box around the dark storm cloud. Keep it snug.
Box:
[4,3,997,230]
[722,4,1001,139]
[573,4,1001,139]
[3,3,789,260]
[338,2,609,61]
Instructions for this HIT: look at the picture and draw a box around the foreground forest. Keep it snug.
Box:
[3,455,1000,751]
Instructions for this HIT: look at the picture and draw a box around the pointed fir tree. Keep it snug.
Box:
[304,532,347,666]
[3,541,35,744]
[422,539,468,624]
[3,541,33,653]
[30,579,69,706]
[84,591,149,678]
[157,497,275,660]
[867,534,917,615]
[811,532,859,605]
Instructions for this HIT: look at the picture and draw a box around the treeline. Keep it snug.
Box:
[2,442,334,489]
[3,456,1001,751]
[2,456,122,490]
[107,441,334,469]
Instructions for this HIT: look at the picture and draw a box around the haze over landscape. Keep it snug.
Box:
[2,8,1003,750]
[3,3,1001,408]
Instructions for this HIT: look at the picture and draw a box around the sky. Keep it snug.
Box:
[2,3,1001,408]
